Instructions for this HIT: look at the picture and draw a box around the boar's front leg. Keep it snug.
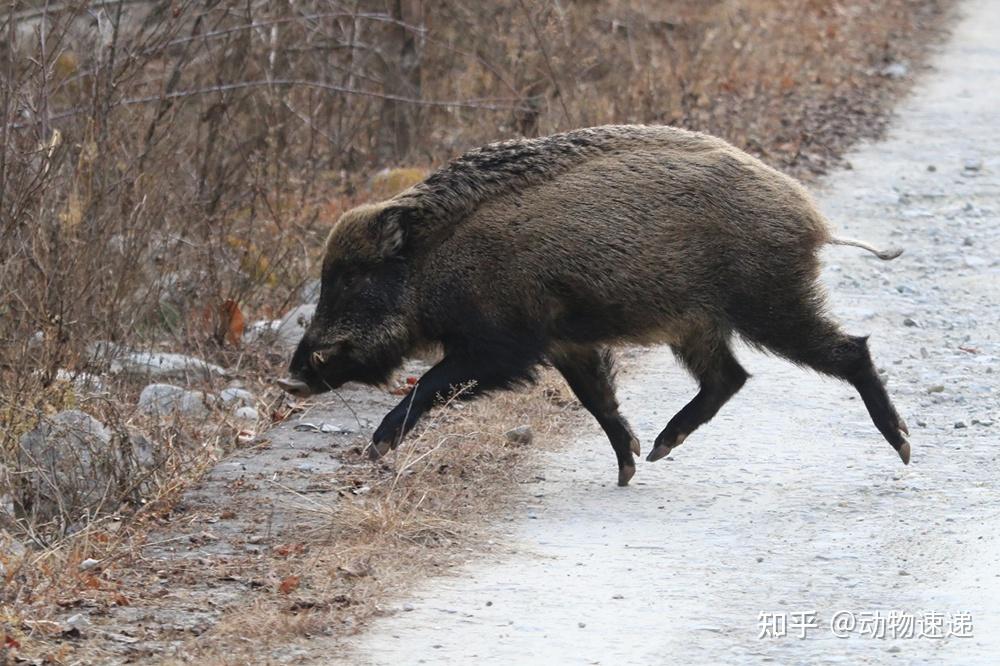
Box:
[551,346,640,487]
[369,346,541,459]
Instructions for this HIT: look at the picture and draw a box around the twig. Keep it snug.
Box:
[515,0,572,127]
[8,0,152,23]
[8,78,528,130]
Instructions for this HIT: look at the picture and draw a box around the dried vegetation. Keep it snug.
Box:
[2,0,953,661]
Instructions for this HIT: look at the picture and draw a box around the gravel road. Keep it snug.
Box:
[346,2,1000,663]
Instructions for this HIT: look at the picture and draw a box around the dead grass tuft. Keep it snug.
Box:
[89,372,570,664]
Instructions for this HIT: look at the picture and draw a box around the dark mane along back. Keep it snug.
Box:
[392,125,717,228]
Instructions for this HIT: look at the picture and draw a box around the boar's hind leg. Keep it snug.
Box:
[551,347,640,487]
[647,333,749,463]
[741,302,910,464]
[369,347,541,459]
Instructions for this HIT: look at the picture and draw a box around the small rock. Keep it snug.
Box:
[219,387,255,407]
[972,418,993,427]
[138,383,214,417]
[903,317,919,327]
[504,425,533,445]
[64,613,91,634]
[79,558,101,571]
[954,421,968,429]
[18,411,114,523]
[233,406,259,422]
[578,622,587,628]
[66,613,90,628]
[0,530,27,563]
[926,164,936,172]
[926,385,945,394]
[320,423,353,434]
[963,237,975,247]
[55,369,105,395]
[963,158,983,172]
[244,319,281,343]
[108,350,227,381]
[403,603,415,612]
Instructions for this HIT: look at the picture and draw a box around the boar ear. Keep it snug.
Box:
[370,206,411,258]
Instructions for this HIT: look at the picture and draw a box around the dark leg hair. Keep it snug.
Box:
[738,296,910,464]
[551,346,640,486]
[647,331,749,462]
[370,342,541,458]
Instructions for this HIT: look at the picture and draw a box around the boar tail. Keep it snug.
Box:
[827,236,903,261]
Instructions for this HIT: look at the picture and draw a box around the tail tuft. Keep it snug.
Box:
[828,236,903,261]
[875,247,904,261]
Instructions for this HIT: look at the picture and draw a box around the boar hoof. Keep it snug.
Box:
[367,439,393,460]
[618,464,636,487]
[629,438,641,456]
[645,444,673,463]
[899,418,910,436]
[897,437,911,465]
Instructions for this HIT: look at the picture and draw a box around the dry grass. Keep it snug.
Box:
[1,0,955,661]
[7,372,574,663]
[227,376,570,648]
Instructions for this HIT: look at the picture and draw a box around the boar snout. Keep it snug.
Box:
[277,377,312,397]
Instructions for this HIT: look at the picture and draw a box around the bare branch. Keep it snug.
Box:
[8,78,528,130]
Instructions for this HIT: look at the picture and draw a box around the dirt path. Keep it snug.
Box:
[345,2,1000,663]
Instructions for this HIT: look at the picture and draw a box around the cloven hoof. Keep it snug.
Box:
[645,444,673,463]
[898,438,911,465]
[367,439,393,460]
[618,464,636,487]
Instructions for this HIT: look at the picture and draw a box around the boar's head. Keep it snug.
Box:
[278,202,415,397]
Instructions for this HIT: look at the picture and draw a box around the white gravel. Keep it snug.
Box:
[347,2,1000,664]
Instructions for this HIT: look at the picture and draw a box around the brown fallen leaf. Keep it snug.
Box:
[221,299,245,346]
[278,575,300,594]
[275,543,306,558]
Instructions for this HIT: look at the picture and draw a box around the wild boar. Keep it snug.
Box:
[278,125,909,486]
